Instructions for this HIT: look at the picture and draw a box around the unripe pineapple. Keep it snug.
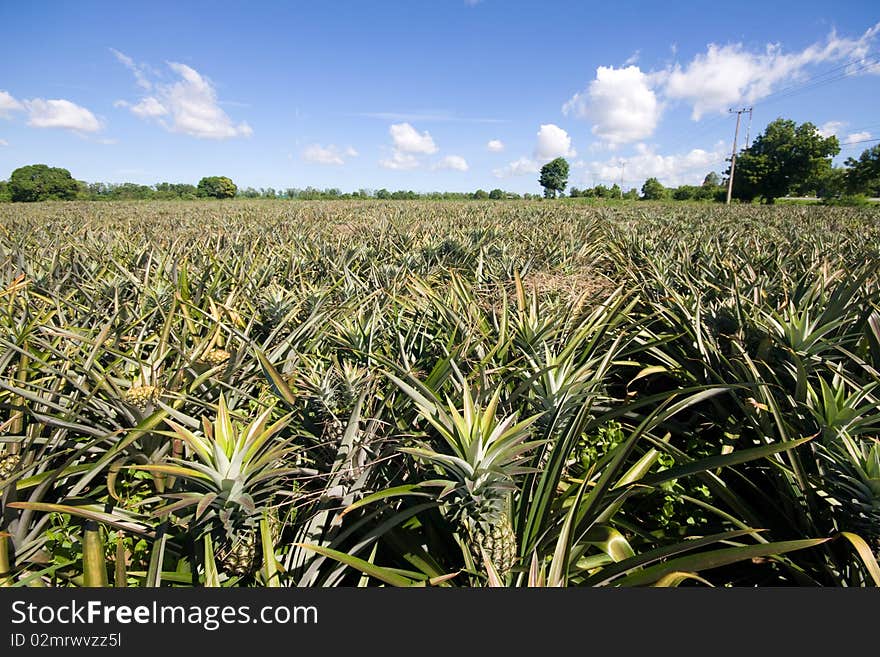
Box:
[322,416,345,442]
[0,453,21,484]
[196,348,231,368]
[123,384,162,410]
[466,510,518,578]
[215,514,281,576]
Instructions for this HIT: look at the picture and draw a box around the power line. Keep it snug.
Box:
[756,58,880,107]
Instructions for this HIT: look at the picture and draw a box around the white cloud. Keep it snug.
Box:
[24,98,102,133]
[378,122,437,170]
[844,131,871,144]
[535,124,576,159]
[563,66,660,146]
[487,139,504,152]
[379,151,420,170]
[493,156,540,178]
[561,23,880,145]
[110,48,153,90]
[302,144,358,165]
[0,139,8,147]
[664,22,880,119]
[818,121,845,138]
[435,155,469,171]
[583,141,728,188]
[114,54,252,139]
[0,91,24,118]
[115,96,168,118]
[389,122,437,154]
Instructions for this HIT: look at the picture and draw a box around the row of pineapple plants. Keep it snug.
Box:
[1,199,878,586]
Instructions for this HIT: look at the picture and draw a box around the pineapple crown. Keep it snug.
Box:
[392,375,543,511]
[145,395,297,533]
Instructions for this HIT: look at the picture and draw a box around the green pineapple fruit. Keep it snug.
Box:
[215,512,282,576]
[466,506,519,577]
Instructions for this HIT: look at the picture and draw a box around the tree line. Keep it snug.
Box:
[2,117,877,204]
[0,168,533,203]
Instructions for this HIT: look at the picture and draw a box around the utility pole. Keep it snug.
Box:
[726,107,751,205]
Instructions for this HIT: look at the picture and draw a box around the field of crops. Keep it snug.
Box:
[1,199,879,587]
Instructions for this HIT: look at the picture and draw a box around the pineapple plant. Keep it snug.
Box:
[392,375,543,578]
[818,436,880,554]
[147,395,297,577]
[297,359,368,442]
[258,281,295,327]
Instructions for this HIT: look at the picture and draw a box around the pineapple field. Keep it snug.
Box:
[1,199,879,587]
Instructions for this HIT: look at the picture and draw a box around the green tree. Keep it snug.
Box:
[702,172,720,188]
[539,157,569,198]
[9,164,80,202]
[488,188,504,200]
[197,176,237,199]
[472,189,489,199]
[844,144,880,196]
[608,183,622,199]
[731,118,840,203]
[641,177,666,200]
[672,185,698,200]
[0,180,10,202]
[623,187,639,200]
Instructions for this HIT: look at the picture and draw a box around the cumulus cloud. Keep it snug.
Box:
[534,123,576,159]
[435,155,469,171]
[389,122,438,154]
[583,141,728,188]
[563,22,880,144]
[562,66,660,146]
[113,50,252,139]
[1,90,102,133]
[844,131,871,144]
[818,120,845,138]
[379,122,438,169]
[302,144,358,165]
[487,139,504,152]
[494,124,575,178]
[665,22,880,119]
[493,156,540,179]
[24,98,102,132]
[0,91,24,118]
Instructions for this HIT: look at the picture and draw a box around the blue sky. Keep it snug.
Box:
[1,1,878,193]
